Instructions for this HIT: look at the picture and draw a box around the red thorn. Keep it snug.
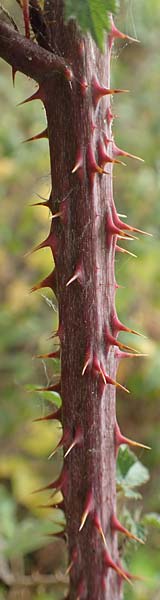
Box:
[31,194,52,212]
[116,244,137,258]
[115,349,148,360]
[49,428,71,459]
[50,210,61,221]
[49,323,64,343]
[104,325,138,354]
[92,75,129,108]
[103,133,112,148]
[36,349,60,360]
[72,148,83,179]
[106,212,132,249]
[66,262,84,287]
[112,141,144,163]
[111,310,145,339]
[36,381,61,395]
[51,197,69,226]
[33,407,62,422]
[22,0,30,38]
[66,546,78,575]
[79,490,94,531]
[115,281,125,290]
[103,550,132,584]
[80,77,88,95]
[26,231,58,259]
[76,579,86,600]
[82,347,92,376]
[64,425,83,458]
[93,357,129,392]
[99,364,130,394]
[115,421,151,452]
[98,140,125,168]
[23,128,48,143]
[30,269,57,295]
[92,355,106,384]
[64,65,74,82]
[18,86,45,107]
[87,144,109,186]
[112,203,152,237]
[109,15,140,48]
[12,67,17,86]
[33,466,68,495]
[93,512,107,547]
[106,107,116,126]
[111,512,145,544]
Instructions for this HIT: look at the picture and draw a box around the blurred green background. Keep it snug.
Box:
[0,1,160,599]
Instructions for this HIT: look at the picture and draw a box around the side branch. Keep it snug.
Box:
[0,21,69,83]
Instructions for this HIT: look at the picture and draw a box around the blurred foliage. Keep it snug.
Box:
[0,0,160,599]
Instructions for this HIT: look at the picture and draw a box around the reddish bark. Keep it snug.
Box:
[0,4,130,599]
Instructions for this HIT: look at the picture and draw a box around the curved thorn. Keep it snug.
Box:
[92,76,129,108]
[112,141,144,163]
[79,490,94,532]
[30,269,57,294]
[93,512,107,548]
[111,512,145,544]
[65,547,78,575]
[35,350,60,360]
[18,87,44,107]
[64,426,83,458]
[23,128,48,143]
[48,429,71,459]
[115,421,151,452]
[116,245,137,258]
[109,15,140,47]
[33,408,62,422]
[72,148,83,174]
[66,263,84,287]
[82,348,92,375]
[103,550,132,585]
[100,365,130,393]
[33,467,68,495]
[104,325,141,354]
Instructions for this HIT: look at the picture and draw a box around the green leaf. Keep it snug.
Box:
[124,461,149,488]
[143,513,160,528]
[25,384,61,407]
[116,445,149,499]
[64,0,119,50]
[117,445,136,481]
[4,517,65,559]
[121,488,142,500]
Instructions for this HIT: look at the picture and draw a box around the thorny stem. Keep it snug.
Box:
[42,17,119,600]
[0,4,134,600]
